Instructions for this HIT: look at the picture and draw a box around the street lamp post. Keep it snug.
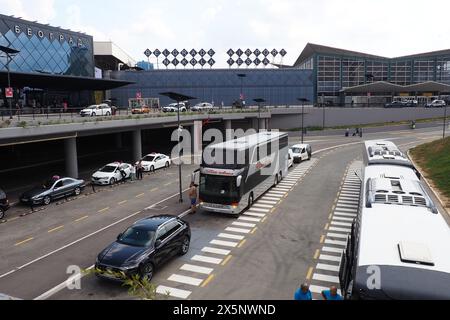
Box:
[160,92,197,203]
[0,45,20,120]
[298,98,310,144]
[321,93,326,130]
[237,74,246,107]
[444,103,448,140]
[253,98,266,132]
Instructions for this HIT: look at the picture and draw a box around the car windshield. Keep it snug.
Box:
[42,178,57,189]
[118,227,155,247]
[292,148,302,154]
[144,156,155,162]
[99,165,116,173]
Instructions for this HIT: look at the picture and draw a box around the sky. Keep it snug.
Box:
[1,0,450,68]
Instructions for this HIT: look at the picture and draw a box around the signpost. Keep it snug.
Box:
[5,87,13,98]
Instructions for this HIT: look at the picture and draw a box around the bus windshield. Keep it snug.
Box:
[200,174,240,203]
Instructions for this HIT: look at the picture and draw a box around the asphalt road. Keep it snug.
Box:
[0,126,447,300]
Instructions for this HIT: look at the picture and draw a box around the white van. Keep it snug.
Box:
[291,144,312,163]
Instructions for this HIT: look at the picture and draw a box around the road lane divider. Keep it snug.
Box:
[48,226,64,233]
[14,237,34,247]
[97,207,110,214]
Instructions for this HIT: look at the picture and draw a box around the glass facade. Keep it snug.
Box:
[312,52,450,100]
[0,15,94,77]
[110,68,314,107]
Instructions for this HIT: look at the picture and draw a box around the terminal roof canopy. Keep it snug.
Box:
[340,81,450,94]
[0,71,133,91]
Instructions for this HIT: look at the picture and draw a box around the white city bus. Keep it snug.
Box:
[195,132,289,215]
[339,163,450,300]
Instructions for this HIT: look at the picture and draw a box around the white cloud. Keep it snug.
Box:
[0,0,55,23]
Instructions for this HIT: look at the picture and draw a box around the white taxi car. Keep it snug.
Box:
[138,153,172,172]
[291,144,312,163]
[91,162,133,185]
[80,104,112,117]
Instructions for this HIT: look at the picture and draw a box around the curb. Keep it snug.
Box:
[408,150,449,217]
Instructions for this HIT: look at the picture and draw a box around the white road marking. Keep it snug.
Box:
[334,212,357,218]
[252,203,273,209]
[337,199,359,204]
[191,255,223,265]
[262,195,283,200]
[334,207,358,213]
[266,191,286,195]
[313,274,340,284]
[332,216,355,222]
[248,208,270,213]
[168,274,204,287]
[238,216,261,223]
[218,233,245,241]
[232,221,257,228]
[180,264,214,275]
[339,195,359,200]
[322,246,345,254]
[331,221,353,228]
[244,212,266,218]
[327,233,349,239]
[257,200,278,205]
[329,226,351,233]
[316,263,340,272]
[202,247,231,256]
[319,254,342,262]
[225,227,252,234]
[325,239,347,247]
[210,239,239,248]
[157,286,191,299]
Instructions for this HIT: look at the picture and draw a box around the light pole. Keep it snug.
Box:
[321,93,326,130]
[253,98,266,132]
[160,92,197,203]
[0,45,20,120]
[298,98,309,144]
[237,73,246,107]
[444,102,448,139]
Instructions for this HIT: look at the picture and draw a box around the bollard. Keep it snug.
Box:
[91,183,96,193]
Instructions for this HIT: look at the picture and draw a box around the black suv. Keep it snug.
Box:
[0,189,10,220]
[95,215,191,281]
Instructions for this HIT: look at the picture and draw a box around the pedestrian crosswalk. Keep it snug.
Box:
[154,159,319,299]
[308,161,362,300]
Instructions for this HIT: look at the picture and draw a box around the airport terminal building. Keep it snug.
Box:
[0,14,129,112]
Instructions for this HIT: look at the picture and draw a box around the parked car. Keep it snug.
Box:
[92,162,133,185]
[232,100,245,109]
[80,104,112,117]
[138,153,172,172]
[131,106,151,114]
[291,144,312,163]
[0,188,10,220]
[20,177,86,206]
[191,102,214,112]
[162,103,187,113]
[384,101,407,108]
[95,215,191,281]
[426,100,446,108]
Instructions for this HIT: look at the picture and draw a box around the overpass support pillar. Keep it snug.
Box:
[259,118,267,131]
[224,120,233,141]
[132,129,142,162]
[251,118,259,131]
[64,137,79,178]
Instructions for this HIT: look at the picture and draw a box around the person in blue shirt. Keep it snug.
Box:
[294,283,312,300]
[322,286,344,300]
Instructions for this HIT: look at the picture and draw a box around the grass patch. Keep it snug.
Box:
[410,137,450,200]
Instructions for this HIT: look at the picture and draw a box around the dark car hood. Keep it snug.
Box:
[98,242,150,267]
[21,187,47,198]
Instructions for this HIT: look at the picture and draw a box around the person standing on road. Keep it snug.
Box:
[322,286,344,300]
[130,164,136,181]
[294,283,312,300]
[189,182,198,214]
[136,161,144,180]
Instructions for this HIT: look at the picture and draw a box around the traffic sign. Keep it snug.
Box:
[5,87,13,98]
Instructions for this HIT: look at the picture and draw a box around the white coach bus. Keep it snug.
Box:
[195,132,289,215]
[339,163,450,300]
[363,140,421,178]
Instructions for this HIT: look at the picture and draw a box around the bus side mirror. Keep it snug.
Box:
[237,176,242,187]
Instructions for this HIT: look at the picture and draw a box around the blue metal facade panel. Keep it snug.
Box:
[109,68,314,107]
